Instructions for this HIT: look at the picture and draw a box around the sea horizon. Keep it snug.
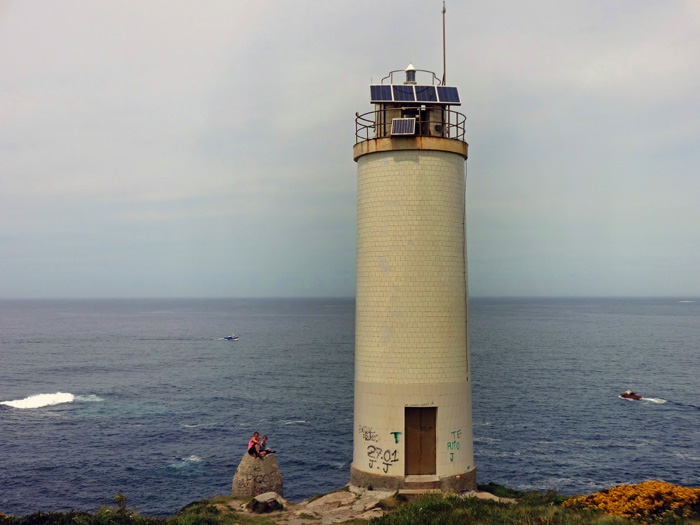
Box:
[2,295,698,301]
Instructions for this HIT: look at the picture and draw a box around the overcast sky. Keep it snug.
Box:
[2,1,699,298]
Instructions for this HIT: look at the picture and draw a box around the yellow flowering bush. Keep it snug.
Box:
[563,480,700,522]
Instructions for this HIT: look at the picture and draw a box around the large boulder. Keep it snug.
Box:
[231,452,283,498]
[247,491,286,513]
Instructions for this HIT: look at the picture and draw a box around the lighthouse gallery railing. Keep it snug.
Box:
[355,107,467,144]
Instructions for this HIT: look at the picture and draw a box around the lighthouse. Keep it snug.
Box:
[351,65,475,492]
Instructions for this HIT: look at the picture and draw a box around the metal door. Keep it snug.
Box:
[405,407,437,475]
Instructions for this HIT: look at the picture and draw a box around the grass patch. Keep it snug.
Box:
[3,484,698,525]
[477,482,568,505]
[375,492,407,511]
[0,494,282,525]
[370,491,700,525]
[477,482,526,499]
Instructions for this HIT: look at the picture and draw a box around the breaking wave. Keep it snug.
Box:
[1,392,75,409]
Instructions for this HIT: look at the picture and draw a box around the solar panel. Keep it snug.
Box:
[414,85,438,102]
[391,118,416,135]
[392,85,415,102]
[369,84,460,105]
[370,85,393,103]
[437,86,460,104]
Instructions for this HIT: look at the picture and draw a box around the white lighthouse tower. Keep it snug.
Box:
[351,65,475,492]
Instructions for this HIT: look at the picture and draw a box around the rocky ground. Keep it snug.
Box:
[218,486,516,524]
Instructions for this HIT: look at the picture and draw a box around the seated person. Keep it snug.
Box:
[259,435,275,456]
[248,432,262,458]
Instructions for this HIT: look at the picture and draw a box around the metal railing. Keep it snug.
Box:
[355,107,467,144]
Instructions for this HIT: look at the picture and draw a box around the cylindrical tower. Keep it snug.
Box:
[351,65,475,492]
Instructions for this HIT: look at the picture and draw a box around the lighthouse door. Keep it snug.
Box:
[404,407,437,475]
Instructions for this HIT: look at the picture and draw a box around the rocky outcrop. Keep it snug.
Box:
[231,452,283,498]
[248,492,286,513]
[286,487,393,523]
[206,484,519,524]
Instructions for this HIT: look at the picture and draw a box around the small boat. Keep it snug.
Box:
[620,390,642,400]
[224,334,239,341]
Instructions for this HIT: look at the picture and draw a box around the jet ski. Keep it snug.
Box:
[224,334,239,341]
[620,390,642,400]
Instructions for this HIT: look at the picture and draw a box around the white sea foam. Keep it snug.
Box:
[673,451,700,461]
[282,420,307,425]
[168,455,203,469]
[618,395,667,404]
[642,397,667,404]
[1,392,75,409]
[75,394,104,403]
[474,436,500,445]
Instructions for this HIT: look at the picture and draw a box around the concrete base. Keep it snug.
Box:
[350,465,476,494]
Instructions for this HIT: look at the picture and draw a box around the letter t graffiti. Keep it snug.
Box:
[390,431,402,444]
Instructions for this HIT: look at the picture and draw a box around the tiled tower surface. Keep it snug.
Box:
[351,133,476,492]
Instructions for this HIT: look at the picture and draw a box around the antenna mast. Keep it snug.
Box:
[442,1,447,84]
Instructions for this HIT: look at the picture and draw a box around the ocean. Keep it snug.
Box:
[1,297,699,517]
